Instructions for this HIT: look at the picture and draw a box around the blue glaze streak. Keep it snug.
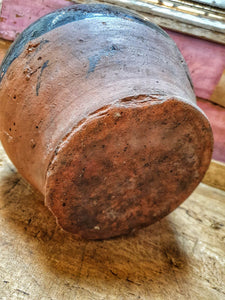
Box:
[36,60,49,96]
[87,44,119,76]
[0,4,169,83]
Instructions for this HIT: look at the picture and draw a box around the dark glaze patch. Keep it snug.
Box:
[0,4,170,82]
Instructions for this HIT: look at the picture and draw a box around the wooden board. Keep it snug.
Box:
[203,159,225,191]
[0,142,225,299]
[210,70,225,108]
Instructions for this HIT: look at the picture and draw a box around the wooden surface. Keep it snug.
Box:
[203,159,225,191]
[0,143,225,299]
[210,70,225,108]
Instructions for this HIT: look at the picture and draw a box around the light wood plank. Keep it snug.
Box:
[203,159,225,191]
[210,70,225,108]
[0,143,224,299]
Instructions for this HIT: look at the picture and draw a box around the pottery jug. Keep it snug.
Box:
[0,4,213,239]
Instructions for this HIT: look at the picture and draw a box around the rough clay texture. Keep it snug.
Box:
[0,5,213,239]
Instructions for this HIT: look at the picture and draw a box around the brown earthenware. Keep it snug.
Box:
[0,4,213,239]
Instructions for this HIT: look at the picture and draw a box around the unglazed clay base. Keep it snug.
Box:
[46,98,212,239]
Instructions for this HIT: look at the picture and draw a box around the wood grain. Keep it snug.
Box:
[202,159,225,191]
[210,70,225,108]
[0,142,224,299]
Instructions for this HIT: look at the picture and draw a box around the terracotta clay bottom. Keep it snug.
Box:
[46,97,212,239]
